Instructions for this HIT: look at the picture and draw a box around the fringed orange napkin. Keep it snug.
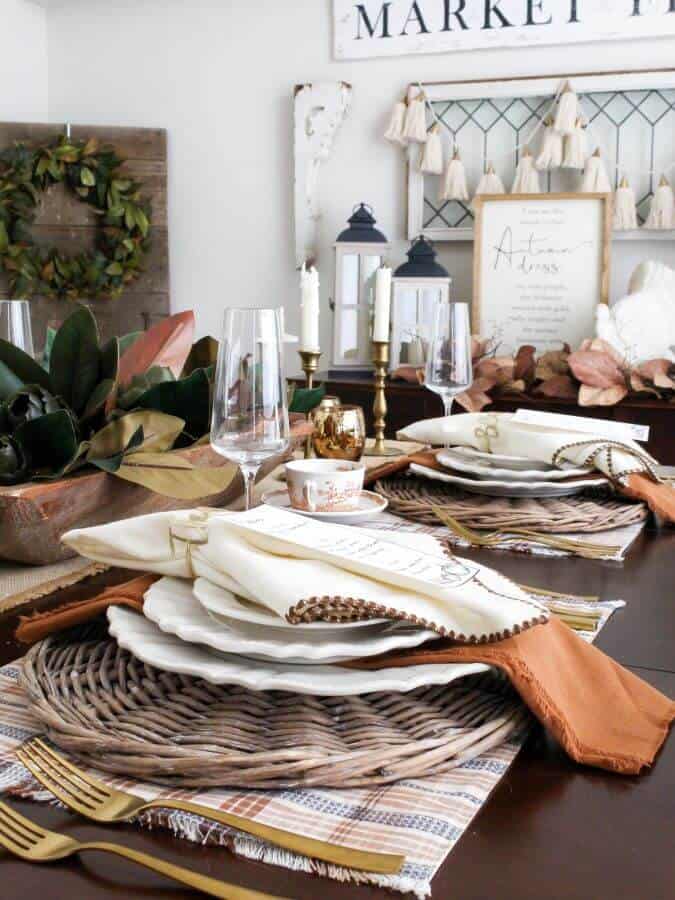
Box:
[344,618,675,775]
[365,450,674,523]
[15,574,159,644]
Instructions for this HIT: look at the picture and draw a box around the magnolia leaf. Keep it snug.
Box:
[50,306,101,414]
[89,424,145,473]
[578,337,627,367]
[568,350,625,390]
[133,368,211,439]
[182,335,219,377]
[117,366,176,410]
[118,330,143,355]
[0,221,9,253]
[87,410,184,460]
[114,450,236,500]
[578,384,628,407]
[455,376,496,413]
[117,311,196,389]
[289,384,325,414]
[535,374,578,400]
[513,345,536,385]
[14,409,81,478]
[535,349,570,381]
[0,337,53,394]
[0,360,25,402]
[638,358,675,390]
[80,167,95,187]
[629,373,661,397]
[82,377,116,422]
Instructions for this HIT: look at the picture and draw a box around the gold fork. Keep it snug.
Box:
[0,798,285,899]
[17,738,404,875]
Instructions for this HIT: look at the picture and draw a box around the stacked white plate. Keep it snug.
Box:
[107,577,489,696]
[412,446,608,499]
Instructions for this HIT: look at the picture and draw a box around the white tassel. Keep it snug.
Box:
[403,92,428,144]
[511,148,541,194]
[643,175,675,230]
[439,147,469,202]
[384,99,407,145]
[562,118,588,170]
[580,149,612,193]
[419,124,443,175]
[554,81,579,135]
[613,176,638,231]
[472,164,505,209]
[535,119,563,171]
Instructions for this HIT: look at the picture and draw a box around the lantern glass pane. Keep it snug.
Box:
[341,254,359,307]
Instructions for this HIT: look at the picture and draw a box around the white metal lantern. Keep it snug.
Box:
[391,237,451,371]
[332,204,390,370]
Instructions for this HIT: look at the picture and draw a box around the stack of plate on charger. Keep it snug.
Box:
[107,576,489,695]
[411,446,609,499]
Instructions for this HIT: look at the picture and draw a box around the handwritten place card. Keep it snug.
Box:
[473,194,611,356]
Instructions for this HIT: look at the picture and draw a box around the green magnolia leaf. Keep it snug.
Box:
[105,261,123,276]
[113,450,236,500]
[0,360,25,402]
[88,423,145,473]
[80,167,95,187]
[14,409,80,478]
[49,306,101,415]
[0,221,8,253]
[133,368,210,439]
[42,326,57,369]
[0,434,28,485]
[118,330,142,355]
[289,385,325,414]
[182,335,218,377]
[117,366,175,410]
[87,410,184,461]
[0,337,53,394]
[81,377,116,422]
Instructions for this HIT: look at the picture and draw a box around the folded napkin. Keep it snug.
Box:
[344,617,675,775]
[15,574,159,644]
[395,412,674,522]
[62,505,549,643]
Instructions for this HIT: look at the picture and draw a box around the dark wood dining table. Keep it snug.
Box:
[1,526,674,899]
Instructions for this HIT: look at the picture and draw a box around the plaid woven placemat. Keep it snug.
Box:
[0,596,619,898]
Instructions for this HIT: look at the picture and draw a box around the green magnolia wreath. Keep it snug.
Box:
[0,135,151,300]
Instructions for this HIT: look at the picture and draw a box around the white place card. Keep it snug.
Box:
[513,409,650,443]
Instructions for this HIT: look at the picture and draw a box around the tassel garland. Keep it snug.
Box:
[472,164,505,209]
[439,147,469,202]
[535,119,563,171]
[419,124,444,175]
[562,118,588,170]
[511,148,541,193]
[403,92,428,144]
[643,175,675,230]
[581,149,612,193]
[384,98,407,145]
[554,81,579,135]
[613,176,638,231]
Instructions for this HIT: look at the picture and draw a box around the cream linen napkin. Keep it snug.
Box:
[398,411,658,483]
[62,505,548,643]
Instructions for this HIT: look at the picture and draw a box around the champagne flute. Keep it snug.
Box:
[211,308,290,510]
[424,300,472,434]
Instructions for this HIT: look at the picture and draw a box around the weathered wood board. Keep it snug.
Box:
[0,122,169,348]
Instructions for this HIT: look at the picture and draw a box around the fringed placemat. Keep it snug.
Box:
[0,557,108,616]
[19,632,526,789]
[374,475,647,533]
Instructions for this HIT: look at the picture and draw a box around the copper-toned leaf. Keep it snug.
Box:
[513,345,536,385]
[578,384,628,407]
[638,358,675,390]
[499,378,526,394]
[629,372,661,397]
[568,350,625,389]
[475,356,514,385]
[455,376,496,412]
[391,364,424,384]
[117,311,196,389]
[577,337,627,367]
[535,374,578,399]
[471,336,494,361]
[535,349,570,381]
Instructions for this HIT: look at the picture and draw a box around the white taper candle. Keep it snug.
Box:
[299,264,320,352]
[372,265,392,342]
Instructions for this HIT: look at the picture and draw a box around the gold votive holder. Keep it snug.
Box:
[312,400,366,462]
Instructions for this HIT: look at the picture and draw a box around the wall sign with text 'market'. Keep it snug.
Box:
[333,1,675,60]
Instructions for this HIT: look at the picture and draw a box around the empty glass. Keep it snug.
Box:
[211,308,290,510]
[0,300,34,357]
[424,300,473,427]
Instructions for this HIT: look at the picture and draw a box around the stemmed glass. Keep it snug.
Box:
[424,300,473,434]
[211,308,290,510]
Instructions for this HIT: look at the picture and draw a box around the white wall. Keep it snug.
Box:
[2,0,48,120]
[44,0,675,369]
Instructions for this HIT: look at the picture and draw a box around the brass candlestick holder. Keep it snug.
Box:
[364,340,400,457]
[298,349,321,458]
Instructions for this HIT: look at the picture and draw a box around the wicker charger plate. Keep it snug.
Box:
[374,475,648,533]
[20,633,528,789]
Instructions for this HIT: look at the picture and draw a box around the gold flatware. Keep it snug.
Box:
[433,507,620,560]
[0,799,285,899]
[17,738,404,875]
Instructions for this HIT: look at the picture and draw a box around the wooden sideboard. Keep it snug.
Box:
[291,371,675,464]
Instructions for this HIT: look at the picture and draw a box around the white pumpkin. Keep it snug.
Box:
[596,287,675,364]
[627,260,675,296]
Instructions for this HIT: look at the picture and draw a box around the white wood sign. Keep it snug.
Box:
[472,193,611,355]
[334,1,675,60]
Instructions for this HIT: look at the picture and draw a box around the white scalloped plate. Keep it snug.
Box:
[437,449,592,482]
[193,577,388,631]
[107,606,488,695]
[144,578,438,665]
[410,463,608,498]
[446,446,553,471]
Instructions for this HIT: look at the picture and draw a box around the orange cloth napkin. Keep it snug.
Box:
[365,450,674,523]
[15,574,160,644]
[344,617,675,775]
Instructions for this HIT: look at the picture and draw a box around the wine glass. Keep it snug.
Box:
[424,300,473,431]
[211,308,290,510]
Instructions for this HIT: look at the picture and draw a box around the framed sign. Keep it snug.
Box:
[472,193,611,355]
[334,2,675,61]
